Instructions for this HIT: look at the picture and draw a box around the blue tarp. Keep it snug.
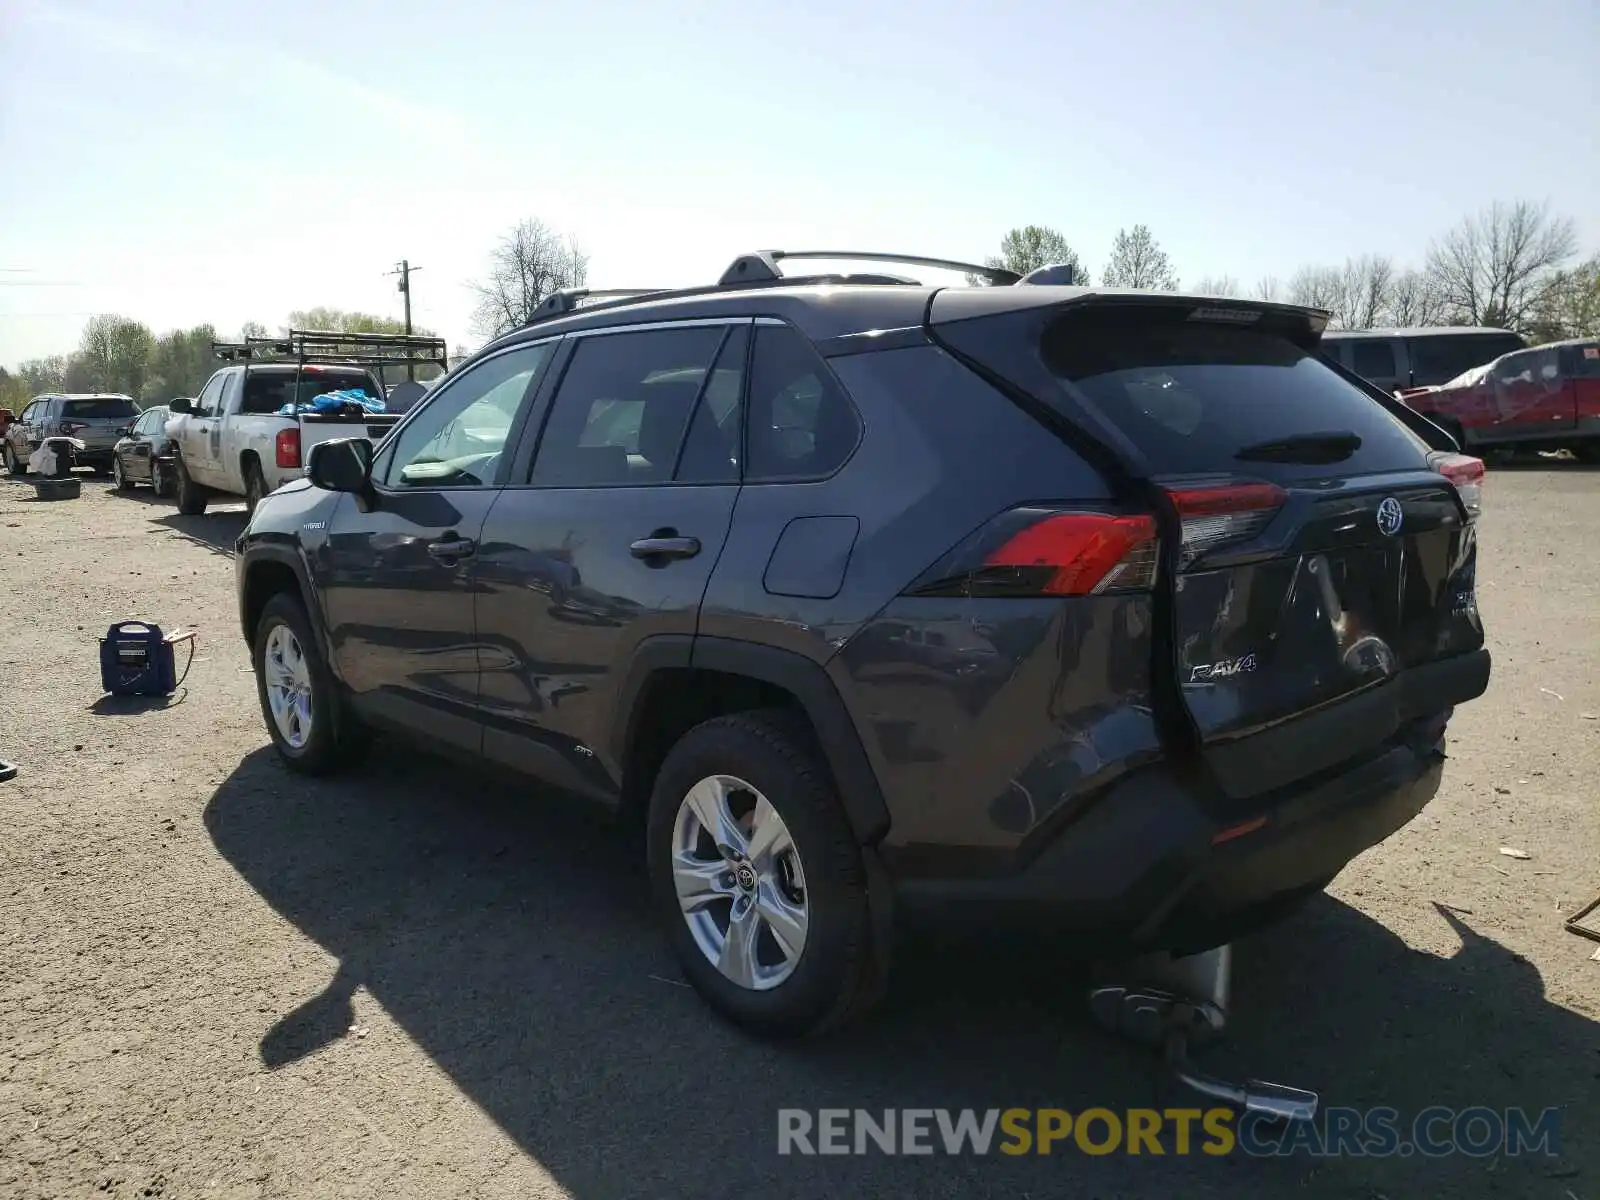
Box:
[276,389,387,417]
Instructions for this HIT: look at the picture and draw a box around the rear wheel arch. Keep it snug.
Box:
[612,636,890,845]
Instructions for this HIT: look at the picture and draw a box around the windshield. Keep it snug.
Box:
[63,397,138,419]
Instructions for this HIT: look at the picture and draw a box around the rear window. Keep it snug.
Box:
[243,369,378,414]
[1044,318,1428,479]
[1406,332,1525,386]
[63,398,138,419]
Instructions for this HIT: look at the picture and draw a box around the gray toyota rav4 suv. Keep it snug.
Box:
[234,251,1491,1037]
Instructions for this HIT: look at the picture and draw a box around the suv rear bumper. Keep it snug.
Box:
[890,652,1488,954]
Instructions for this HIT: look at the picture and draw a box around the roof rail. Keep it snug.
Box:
[719,250,1019,286]
[526,288,673,322]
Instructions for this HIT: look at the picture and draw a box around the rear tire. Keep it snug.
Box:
[646,710,877,1038]
[1573,443,1600,465]
[5,443,25,476]
[174,455,208,515]
[243,458,267,516]
[251,592,367,774]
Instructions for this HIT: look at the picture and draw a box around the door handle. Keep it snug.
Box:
[427,536,476,560]
[630,535,701,562]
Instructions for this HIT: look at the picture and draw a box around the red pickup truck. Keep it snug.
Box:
[1399,338,1600,462]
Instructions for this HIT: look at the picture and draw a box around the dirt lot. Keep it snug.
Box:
[1,465,1596,1200]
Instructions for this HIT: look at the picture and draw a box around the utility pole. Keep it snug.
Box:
[388,259,422,380]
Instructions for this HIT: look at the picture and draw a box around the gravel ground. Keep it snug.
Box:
[0,465,1596,1200]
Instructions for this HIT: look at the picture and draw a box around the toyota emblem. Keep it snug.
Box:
[1376,497,1403,537]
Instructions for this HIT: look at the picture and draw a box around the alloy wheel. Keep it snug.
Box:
[263,624,314,749]
[670,774,809,991]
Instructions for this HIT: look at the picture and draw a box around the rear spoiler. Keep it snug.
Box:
[929,288,1332,351]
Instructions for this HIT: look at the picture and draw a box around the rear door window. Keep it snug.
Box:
[1044,316,1428,481]
[529,325,727,486]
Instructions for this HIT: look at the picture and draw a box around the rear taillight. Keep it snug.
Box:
[1428,452,1483,521]
[1162,480,1287,566]
[907,507,1159,598]
[275,428,301,469]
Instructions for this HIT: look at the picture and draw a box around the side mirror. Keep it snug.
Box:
[169,398,193,415]
[307,437,373,495]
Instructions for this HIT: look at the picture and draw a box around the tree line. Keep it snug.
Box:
[0,308,465,414]
[6,199,1594,413]
[983,199,1597,345]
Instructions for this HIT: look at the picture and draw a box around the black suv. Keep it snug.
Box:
[235,251,1491,1036]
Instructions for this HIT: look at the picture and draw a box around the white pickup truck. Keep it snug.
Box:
[166,361,400,514]
[164,331,448,514]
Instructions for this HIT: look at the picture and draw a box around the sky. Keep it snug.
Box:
[2,0,1597,366]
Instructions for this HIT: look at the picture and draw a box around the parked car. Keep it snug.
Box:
[1396,337,1600,460]
[110,404,179,495]
[168,362,398,515]
[234,254,1491,1038]
[3,393,141,475]
[1320,327,1527,393]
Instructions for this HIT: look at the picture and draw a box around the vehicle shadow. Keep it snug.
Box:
[152,511,246,557]
[204,748,1596,1198]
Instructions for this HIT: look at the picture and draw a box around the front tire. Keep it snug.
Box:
[646,710,876,1038]
[3,443,24,476]
[174,455,208,515]
[252,592,366,774]
[111,455,129,491]
[150,460,171,497]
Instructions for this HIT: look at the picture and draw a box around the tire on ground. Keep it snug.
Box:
[646,709,877,1038]
[251,591,367,775]
[174,455,208,516]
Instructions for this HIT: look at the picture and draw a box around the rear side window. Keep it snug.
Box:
[745,325,861,481]
[63,398,137,419]
[1045,317,1428,480]
[1350,340,1398,381]
[1407,333,1525,386]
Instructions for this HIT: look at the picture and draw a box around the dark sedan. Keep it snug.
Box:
[110,404,179,496]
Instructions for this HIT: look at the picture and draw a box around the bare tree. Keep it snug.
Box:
[1254,275,1283,302]
[974,225,1090,285]
[1425,200,1577,331]
[1191,275,1241,297]
[72,315,154,396]
[470,219,590,338]
[1329,255,1395,330]
[1288,265,1341,314]
[1384,269,1448,328]
[1101,224,1178,290]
